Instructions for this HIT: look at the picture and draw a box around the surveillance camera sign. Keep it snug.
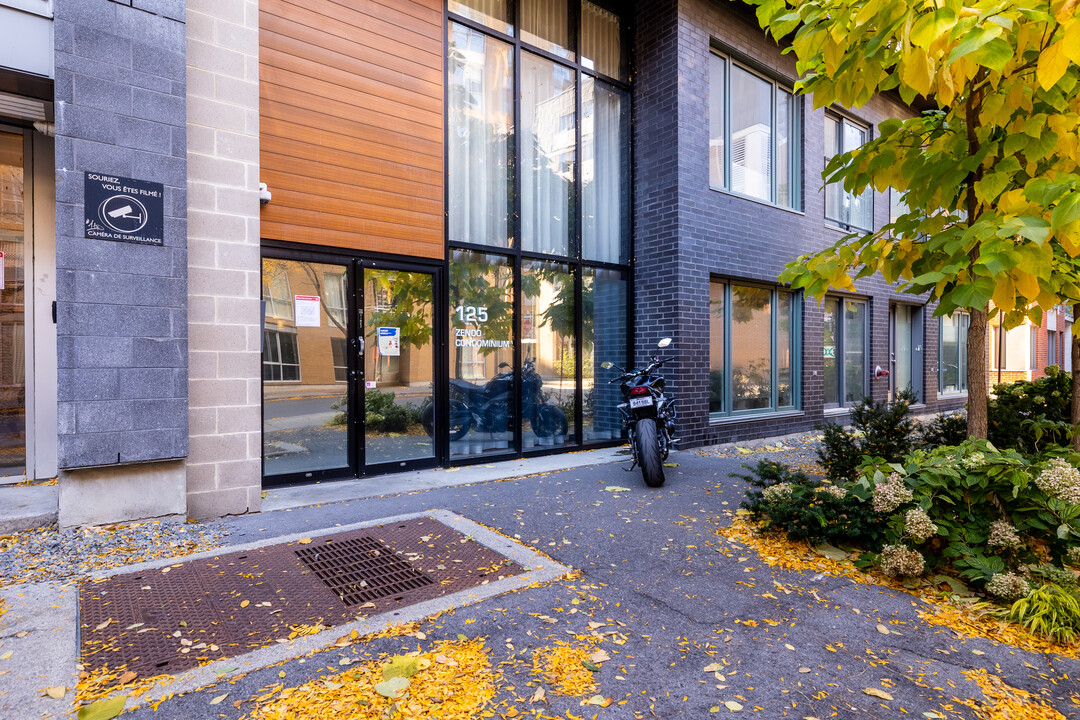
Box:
[84,172,165,246]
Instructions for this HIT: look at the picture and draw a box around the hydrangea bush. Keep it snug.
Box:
[853,440,1080,586]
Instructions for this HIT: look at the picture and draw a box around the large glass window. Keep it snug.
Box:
[939,311,969,394]
[449,0,513,35]
[709,51,800,209]
[581,2,625,80]
[522,260,576,448]
[992,323,1032,372]
[521,52,576,256]
[446,1,630,456]
[448,23,514,249]
[449,250,515,458]
[822,297,868,408]
[582,76,629,264]
[710,280,799,419]
[825,113,873,231]
[522,0,573,59]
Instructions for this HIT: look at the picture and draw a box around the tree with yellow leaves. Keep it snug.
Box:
[751,0,1080,439]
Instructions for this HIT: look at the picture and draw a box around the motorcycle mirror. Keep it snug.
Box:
[600,362,614,369]
[657,337,673,348]
[498,362,510,369]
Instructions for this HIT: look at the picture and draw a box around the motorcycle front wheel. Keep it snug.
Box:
[635,418,666,487]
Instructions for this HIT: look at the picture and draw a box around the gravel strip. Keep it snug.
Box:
[0,519,228,586]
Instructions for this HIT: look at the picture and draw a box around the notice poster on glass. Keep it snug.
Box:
[377,327,400,356]
[294,295,321,327]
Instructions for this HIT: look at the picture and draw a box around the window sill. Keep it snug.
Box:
[710,186,804,216]
[938,392,968,399]
[710,409,804,426]
[822,406,850,417]
[825,221,872,235]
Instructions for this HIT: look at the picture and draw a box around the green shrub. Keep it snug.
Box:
[988,366,1073,454]
[1005,582,1080,644]
[919,412,968,449]
[736,460,882,547]
[817,389,918,482]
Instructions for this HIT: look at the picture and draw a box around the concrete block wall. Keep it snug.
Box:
[632,0,966,450]
[184,0,262,519]
[54,0,189,524]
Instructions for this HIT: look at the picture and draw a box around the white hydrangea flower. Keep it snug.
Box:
[985,572,1030,601]
[1035,458,1080,504]
[903,508,938,543]
[880,544,925,577]
[872,472,913,513]
[762,483,793,503]
[987,519,1022,549]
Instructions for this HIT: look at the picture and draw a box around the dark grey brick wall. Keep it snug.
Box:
[632,0,965,449]
[53,0,188,468]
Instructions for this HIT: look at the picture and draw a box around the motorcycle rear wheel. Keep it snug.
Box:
[421,401,472,441]
[635,418,666,488]
[534,404,568,438]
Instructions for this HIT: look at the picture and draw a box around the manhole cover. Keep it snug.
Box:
[79,517,519,683]
[295,535,435,606]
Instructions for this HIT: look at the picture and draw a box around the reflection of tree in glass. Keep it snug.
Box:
[731,285,771,324]
[449,254,512,355]
[364,270,433,347]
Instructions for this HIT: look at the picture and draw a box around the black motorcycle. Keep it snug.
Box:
[421,357,568,441]
[603,338,677,487]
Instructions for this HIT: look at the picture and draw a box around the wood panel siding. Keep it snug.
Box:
[259,0,444,259]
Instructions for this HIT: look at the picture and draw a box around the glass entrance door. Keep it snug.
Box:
[360,265,435,469]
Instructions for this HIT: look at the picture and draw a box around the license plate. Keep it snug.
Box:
[629,396,653,408]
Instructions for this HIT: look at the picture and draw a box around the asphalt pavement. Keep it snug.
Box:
[82,448,1080,719]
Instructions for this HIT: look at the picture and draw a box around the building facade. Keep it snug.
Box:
[0,0,972,526]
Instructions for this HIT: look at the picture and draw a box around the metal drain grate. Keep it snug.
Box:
[295,535,435,606]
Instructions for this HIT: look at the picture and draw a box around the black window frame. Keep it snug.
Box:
[824,111,873,232]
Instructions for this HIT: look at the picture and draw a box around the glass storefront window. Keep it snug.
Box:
[582,76,629,264]
[521,0,574,59]
[583,267,627,442]
[449,250,515,458]
[448,23,514,249]
[262,258,350,476]
[522,260,575,448]
[449,0,513,36]
[521,51,576,256]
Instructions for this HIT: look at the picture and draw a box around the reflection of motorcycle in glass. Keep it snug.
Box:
[421,358,568,441]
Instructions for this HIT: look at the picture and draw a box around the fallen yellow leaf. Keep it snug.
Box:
[724,700,743,711]
[45,686,65,699]
[876,624,890,635]
[863,688,894,701]
[240,600,250,608]
[297,538,313,545]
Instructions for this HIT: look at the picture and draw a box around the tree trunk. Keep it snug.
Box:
[1072,305,1080,452]
[967,307,988,439]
